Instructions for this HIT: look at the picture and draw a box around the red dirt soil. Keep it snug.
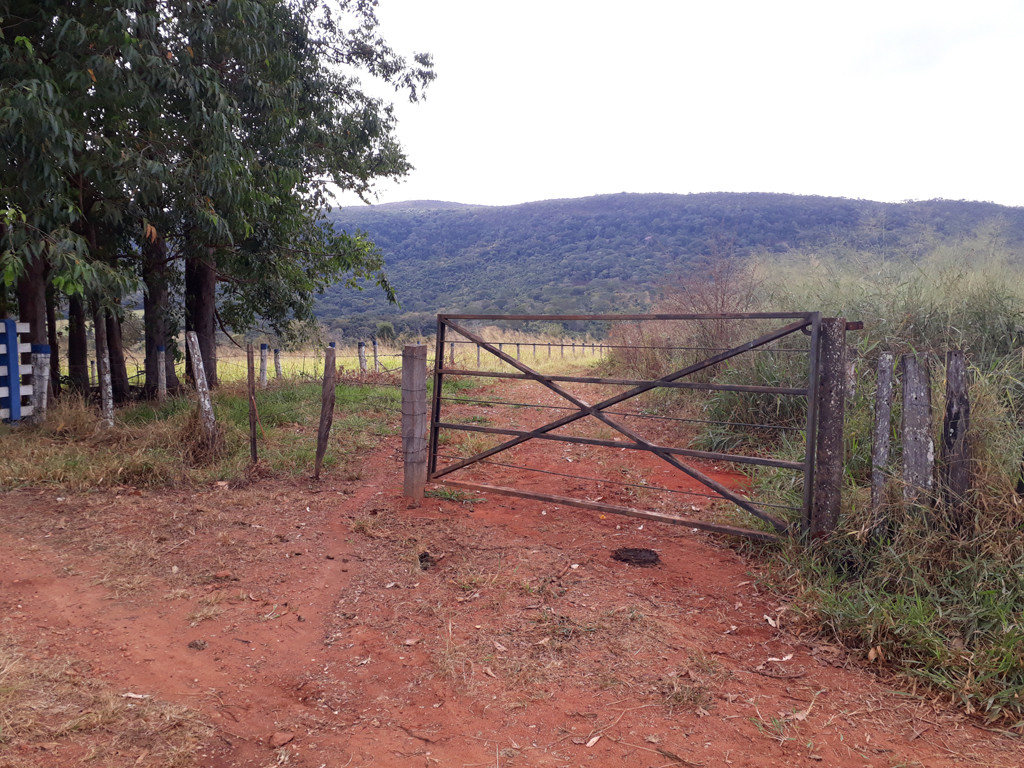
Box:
[1,390,1020,767]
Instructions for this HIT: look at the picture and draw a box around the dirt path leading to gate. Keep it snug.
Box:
[1,381,1019,767]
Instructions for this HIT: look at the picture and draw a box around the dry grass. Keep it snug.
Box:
[0,635,211,767]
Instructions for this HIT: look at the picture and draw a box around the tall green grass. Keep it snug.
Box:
[748,248,1024,728]
[611,246,1024,726]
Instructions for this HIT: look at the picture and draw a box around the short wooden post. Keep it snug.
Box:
[402,345,428,499]
[31,344,50,424]
[358,341,367,376]
[94,311,114,429]
[810,317,847,538]
[476,344,481,368]
[870,352,895,536]
[372,338,379,372]
[548,342,551,358]
[157,345,167,403]
[90,359,97,386]
[247,343,258,464]
[560,343,564,359]
[314,346,337,480]
[449,341,455,366]
[516,342,520,361]
[941,350,971,529]
[259,343,268,388]
[274,348,282,378]
[901,354,934,506]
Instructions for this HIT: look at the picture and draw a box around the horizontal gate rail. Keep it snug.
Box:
[437,368,807,395]
[440,479,781,542]
[433,421,805,470]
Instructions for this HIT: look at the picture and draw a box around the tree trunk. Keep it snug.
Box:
[142,237,180,397]
[106,311,131,404]
[46,284,60,400]
[185,253,218,388]
[92,301,114,427]
[67,294,90,394]
[16,256,47,344]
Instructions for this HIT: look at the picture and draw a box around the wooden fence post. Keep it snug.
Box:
[941,350,971,529]
[31,344,50,424]
[901,354,934,506]
[314,346,337,480]
[259,343,268,388]
[810,317,847,538]
[402,345,428,499]
[247,343,258,465]
[449,341,455,365]
[186,331,217,446]
[157,345,167,402]
[358,341,367,376]
[274,348,283,378]
[870,352,895,536]
[372,338,379,372]
[90,359,96,386]
[477,344,481,368]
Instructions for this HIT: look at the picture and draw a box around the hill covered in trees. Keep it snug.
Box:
[321,192,1024,339]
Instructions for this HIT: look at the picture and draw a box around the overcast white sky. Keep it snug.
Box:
[339,0,1024,208]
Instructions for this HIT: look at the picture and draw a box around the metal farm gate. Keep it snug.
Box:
[427,313,834,541]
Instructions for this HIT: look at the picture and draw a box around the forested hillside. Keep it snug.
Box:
[321,193,1024,338]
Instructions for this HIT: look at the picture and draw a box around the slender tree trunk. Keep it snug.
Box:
[16,256,47,344]
[142,237,180,397]
[106,311,131,403]
[185,252,218,388]
[67,294,90,394]
[0,222,7,318]
[46,285,60,400]
[92,301,114,427]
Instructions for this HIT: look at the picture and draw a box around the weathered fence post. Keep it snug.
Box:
[810,317,847,538]
[516,342,520,361]
[259,343,268,389]
[449,341,455,366]
[94,309,114,429]
[901,354,934,506]
[402,345,428,499]
[941,350,971,529]
[247,343,258,465]
[186,331,217,446]
[274,348,283,378]
[477,344,481,368]
[157,345,167,403]
[870,352,895,536]
[358,341,367,376]
[313,346,337,480]
[372,338,379,372]
[31,344,50,424]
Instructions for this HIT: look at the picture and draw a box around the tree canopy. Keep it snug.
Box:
[1,0,432,388]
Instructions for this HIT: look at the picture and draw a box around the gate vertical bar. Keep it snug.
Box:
[800,312,822,535]
[428,317,447,477]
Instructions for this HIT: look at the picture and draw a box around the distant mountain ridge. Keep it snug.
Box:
[319,192,1024,337]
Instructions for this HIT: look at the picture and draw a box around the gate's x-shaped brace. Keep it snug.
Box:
[431,318,814,536]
